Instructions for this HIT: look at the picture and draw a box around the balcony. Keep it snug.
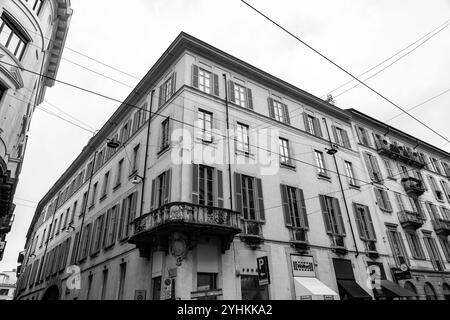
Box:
[398,211,425,230]
[330,235,347,255]
[364,241,379,259]
[0,214,14,234]
[288,228,310,251]
[432,219,450,236]
[401,177,425,197]
[375,140,426,169]
[240,220,264,248]
[129,202,241,257]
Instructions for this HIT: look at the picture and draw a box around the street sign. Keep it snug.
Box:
[257,256,271,286]
[392,264,412,280]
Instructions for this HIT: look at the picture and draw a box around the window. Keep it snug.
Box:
[430,157,443,175]
[40,229,46,248]
[280,185,308,229]
[439,237,450,262]
[440,180,450,202]
[383,159,395,178]
[115,159,124,187]
[405,232,426,259]
[428,175,444,201]
[241,275,269,300]
[78,224,92,262]
[198,68,211,94]
[131,144,140,173]
[101,172,110,199]
[197,110,213,142]
[303,113,322,137]
[152,277,162,300]
[374,188,392,212]
[118,263,127,300]
[319,195,346,237]
[426,202,441,221]
[197,165,214,207]
[332,126,351,148]
[409,197,426,219]
[89,183,98,208]
[363,152,383,182]
[442,162,450,177]
[279,138,292,166]
[344,161,357,186]
[158,73,176,107]
[132,110,142,134]
[160,117,170,152]
[86,275,93,300]
[356,126,371,147]
[398,165,409,179]
[423,235,445,271]
[394,192,406,211]
[70,201,77,224]
[62,208,69,230]
[90,214,105,256]
[103,205,119,249]
[424,283,437,300]
[0,83,7,102]
[236,174,265,223]
[192,65,219,96]
[353,203,376,241]
[100,269,109,300]
[25,0,44,14]
[268,98,290,124]
[0,15,28,60]
[386,227,409,266]
[150,169,172,210]
[118,192,137,240]
[314,151,327,176]
[233,83,247,108]
[197,273,217,300]
[236,123,250,154]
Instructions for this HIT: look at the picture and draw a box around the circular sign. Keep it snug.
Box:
[400,264,409,272]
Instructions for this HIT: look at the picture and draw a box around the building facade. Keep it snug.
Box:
[0,0,72,260]
[0,269,17,300]
[15,33,450,300]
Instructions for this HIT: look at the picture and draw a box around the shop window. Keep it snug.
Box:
[241,275,269,300]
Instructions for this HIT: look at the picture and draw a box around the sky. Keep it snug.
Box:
[1,0,450,272]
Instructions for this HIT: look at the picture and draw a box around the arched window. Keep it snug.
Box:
[424,282,437,300]
[442,283,450,300]
[403,281,418,300]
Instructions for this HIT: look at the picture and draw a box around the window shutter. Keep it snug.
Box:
[192,164,199,204]
[319,195,332,234]
[297,188,308,228]
[234,173,242,215]
[365,205,376,241]
[192,65,199,88]
[256,178,265,221]
[158,85,165,107]
[427,176,438,200]
[150,179,156,211]
[313,117,323,137]
[228,81,235,103]
[110,206,118,245]
[363,153,375,180]
[303,113,310,133]
[342,130,351,148]
[268,98,275,119]
[217,169,224,208]
[164,169,172,204]
[374,188,383,210]
[213,73,220,96]
[333,198,346,236]
[353,203,366,240]
[332,125,338,145]
[129,194,137,227]
[102,211,110,248]
[280,184,291,226]
[246,88,253,109]
[282,104,290,125]
[371,156,383,181]
[171,72,177,96]
[383,191,393,212]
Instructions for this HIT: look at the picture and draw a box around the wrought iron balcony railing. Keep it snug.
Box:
[432,218,450,236]
[401,177,426,197]
[240,220,264,247]
[288,227,309,250]
[398,210,426,230]
[375,140,426,169]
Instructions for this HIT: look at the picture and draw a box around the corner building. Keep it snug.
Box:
[0,0,72,260]
[15,33,450,300]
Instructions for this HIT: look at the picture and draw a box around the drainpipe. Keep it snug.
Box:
[322,118,359,258]
[222,74,233,211]
[139,90,155,218]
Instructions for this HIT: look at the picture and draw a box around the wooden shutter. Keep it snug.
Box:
[427,176,438,200]
[158,85,165,107]
[371,156,383,181]
[268,98,275,119]
[118,200,126,239]
[102,211,110,248]
[217,169,224,208]
[192,64,199,88]
[313,117,323,137]
[374,188,384,210]
[256,178,265,221]
[303,113,310,133]
[70,231,80,264]
[192,164,199,204]
[228,81,235,103]
[365,205,376,240]
[171,72,177,96]
[110,206,119,245]
[213,73,219,96]
[319,195,332,234]
[297,188,308,228]
[353,203,366,240]
[342,129,351,148]
[280,184,291,226]
[246,88,253,109]
[282,103,290,124]
[383,190,393,212]
[150,179,156,211]
[333,198,346,236]
[164,169,172,204]
[234,173,242,215]
[363,152,375,180]
[332,125,339,145]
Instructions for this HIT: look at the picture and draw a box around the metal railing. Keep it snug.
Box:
[398,210,426,227]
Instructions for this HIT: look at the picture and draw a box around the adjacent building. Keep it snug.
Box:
[14,32,450,300]
[0,0,72,260]
[0,269,17,300]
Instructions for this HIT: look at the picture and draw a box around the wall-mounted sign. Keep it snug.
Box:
[291,255,315,278]
[134,290,146,300]
[391,265,412,281]
[257,256,271,286]
[191,289,223,299]
[162,278,176,300]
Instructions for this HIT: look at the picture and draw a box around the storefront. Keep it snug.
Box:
[291,255,339,300]
[368,262,417,300]
[332,258,372,300]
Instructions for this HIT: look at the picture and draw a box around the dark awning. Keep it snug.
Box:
[378,280,417,298]
[337,280,372,299]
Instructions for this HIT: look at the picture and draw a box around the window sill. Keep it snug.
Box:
[88,204,95,211]
[128,170,138,179]
[349,184,361,191]
[235,150,255,159]
[318,174,331,182]
[157,145,171,157]
[379,208,393,214]
[99,195,107,202]
[113,183,121,191]
[280,162,296,171]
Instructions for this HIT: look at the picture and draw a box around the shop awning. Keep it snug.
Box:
[294,277,340,300]
[337,280,372,299]
[378,280,417,298]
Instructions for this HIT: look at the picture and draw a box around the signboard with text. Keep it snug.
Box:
[291,255,315,278]
[257,256,271,286]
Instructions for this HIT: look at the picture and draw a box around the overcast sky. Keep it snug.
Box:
[1,0,450,272]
